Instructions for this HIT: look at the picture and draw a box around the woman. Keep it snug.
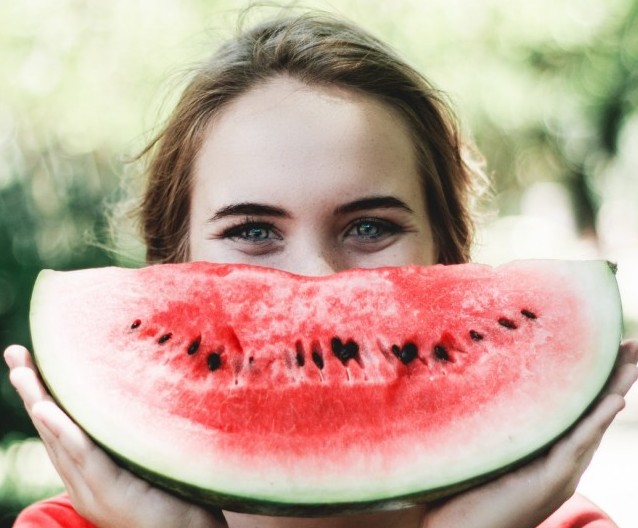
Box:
[5,11,638,528]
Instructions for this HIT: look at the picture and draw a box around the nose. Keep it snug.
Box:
[292,254,341,277]
[301,256,340,277]
[285,242,345,277]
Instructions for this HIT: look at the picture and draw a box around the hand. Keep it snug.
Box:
[6,340,637,528]
[420,339,638,528]
[4,345,227,528]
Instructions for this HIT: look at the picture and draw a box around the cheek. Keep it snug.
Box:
[366,233,436,269]
[408,238,437,267]
[403,227,437,267]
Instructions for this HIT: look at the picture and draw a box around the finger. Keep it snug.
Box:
[604,362,638,398]
[601,340,638,398]
[545,393,624,491]
[8,347,120,488]
[32,401,149,522]
[619,339,638,365]
[9,347,228,527]
[31,401,126,515]
[32,401,121,487]
[571,394,624,459]
[9,365,54,412]
[33,402,229,528]
[32,411,78,496]
[423,458,559,528]
[4,344,37,371]
[5,344,53,416]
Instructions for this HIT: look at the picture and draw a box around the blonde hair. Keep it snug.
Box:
[138,11,488,264]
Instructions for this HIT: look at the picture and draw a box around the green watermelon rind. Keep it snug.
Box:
[48,353,619,517]
[30,260,623,516]
[42,363,619,517]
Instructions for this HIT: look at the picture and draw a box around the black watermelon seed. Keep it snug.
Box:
[498,317,517,330]
[295,350,306,367]
[521,309,537,319]
[187,337,201,355]
[331,337,359,363]
[295,341,305,367]
[158,333,173,344]
[469,330,484,341]
[312,351,324,370]
[131,319,141,329]
[434,345,450,362]
[207,352,222,372]
[391,342,418,365]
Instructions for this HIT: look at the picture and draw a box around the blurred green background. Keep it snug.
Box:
[1,0,637,524]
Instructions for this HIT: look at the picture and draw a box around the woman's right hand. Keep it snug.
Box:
[4,345,228,528]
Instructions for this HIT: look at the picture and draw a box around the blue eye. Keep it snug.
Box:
[243,225,270,241]
[355,221,381,238]
[347,218,403,240]
[222,221,281,243]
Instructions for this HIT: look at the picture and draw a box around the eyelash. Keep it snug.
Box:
[218,217,281,243]
[216,216,406,245]
[345,217,406,241]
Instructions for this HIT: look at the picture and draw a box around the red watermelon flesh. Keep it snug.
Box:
[29,260,621,514]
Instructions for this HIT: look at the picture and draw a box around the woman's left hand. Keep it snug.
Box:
[420,338,638,528]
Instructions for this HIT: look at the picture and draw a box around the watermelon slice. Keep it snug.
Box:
[29,260,622,515]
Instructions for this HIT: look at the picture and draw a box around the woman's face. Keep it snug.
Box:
[189,76,436,275]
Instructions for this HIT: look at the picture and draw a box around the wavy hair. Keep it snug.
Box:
[138,11,488,264]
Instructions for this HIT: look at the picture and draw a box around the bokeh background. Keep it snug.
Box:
[1,0,637,525]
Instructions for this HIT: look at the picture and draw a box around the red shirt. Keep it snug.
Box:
[13,493,617,527]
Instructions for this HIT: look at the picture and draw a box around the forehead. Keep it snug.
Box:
[193,76,422,206]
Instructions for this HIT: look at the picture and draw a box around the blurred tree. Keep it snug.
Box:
[519,0,638,236]
[1,0,637,521]
[0,136,120,519]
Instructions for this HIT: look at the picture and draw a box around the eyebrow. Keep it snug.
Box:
[208,202,290,222]
[333,195,414,215]
[207,195,414,223]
